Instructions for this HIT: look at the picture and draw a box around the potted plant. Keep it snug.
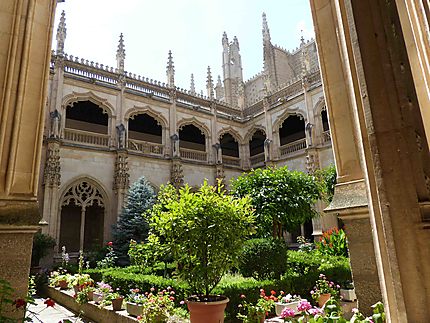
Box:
[311,274,340,307]
[141,287,176,321]
[148,181,255,323]
[237,290,276,323]
[93,281,113,304]
[340,281,357,302]
[98,290,124,310]
[70,273,93,294]
[126,288,146,317]
[275,291,303,316]
[49,271,71,290]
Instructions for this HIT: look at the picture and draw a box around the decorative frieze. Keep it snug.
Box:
[171,159,184,188]
[43,145,61,187]
[113,153,129,192]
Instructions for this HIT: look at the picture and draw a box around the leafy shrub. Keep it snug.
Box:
[31,232,56,266]
[315,228,349,257]
[238,238,288,279]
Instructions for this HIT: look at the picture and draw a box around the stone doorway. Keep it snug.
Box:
[59,180,106,252]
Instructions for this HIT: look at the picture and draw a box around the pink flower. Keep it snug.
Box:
[309,307,323,315]
[240,294,246,299]
[107,241,113,246]
[180,300,185,305]
[280,308,295,318]
[352,308,359,314]
[297,300,312,312]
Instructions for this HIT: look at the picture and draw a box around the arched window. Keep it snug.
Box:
[321,108,330,132]
[128,113,162,143]
[220,133,239,158]
[279,115,306,146]
[249,129,266,157]
[66,101,108,134]
[179,124,205,151]
[59,181,105,252]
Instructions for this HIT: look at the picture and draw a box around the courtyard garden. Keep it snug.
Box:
[7,166,385,322]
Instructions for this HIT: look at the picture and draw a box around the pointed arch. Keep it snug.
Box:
[273,110,306,131]
[125,105,168,129]
[314,96,326,114]
[218,126,243,144]
[62,91,115,117]
[244,125,266,142]
[58,176,109,252]
[177,117,210,137]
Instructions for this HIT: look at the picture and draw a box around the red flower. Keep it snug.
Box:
[270,290,276,295]
[44,298,55,307]
[107,241,113,246]
[13,298,26,309]
[169,296,175,301]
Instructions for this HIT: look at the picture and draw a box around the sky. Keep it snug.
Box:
[53,1,315,93]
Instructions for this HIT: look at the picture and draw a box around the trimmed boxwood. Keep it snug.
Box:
[238,238,288,279]
[84,251,351,322]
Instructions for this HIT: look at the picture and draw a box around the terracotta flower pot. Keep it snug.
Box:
[93,291,104,304]
[186,295,229,323]
[126,302,143,317]
[58,279,68,290]
[318,293,331,307]
[112,297,124,311]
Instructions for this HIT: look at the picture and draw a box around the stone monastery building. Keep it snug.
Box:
[41,12,336,254]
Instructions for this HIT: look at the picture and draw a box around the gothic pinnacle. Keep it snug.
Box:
[222,31,228,46]
[56,10,67,55]
[190,74,196,94]
[116,33,126,72]
[206,66,214,99]
[166,50,175,87]
[262,12,271,43]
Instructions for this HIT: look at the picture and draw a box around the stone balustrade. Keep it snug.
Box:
[63,128,110,147]
[250,152,265,167]
[223,155,241,167]
[127,139,164,156]
[279,138,307,157]
[179,148,207,162]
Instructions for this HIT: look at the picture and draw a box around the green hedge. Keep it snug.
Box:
[84,251,351,322]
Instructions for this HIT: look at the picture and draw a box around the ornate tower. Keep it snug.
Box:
[222,32,243,107]
[262,13,277,91]
[206,66,214,99]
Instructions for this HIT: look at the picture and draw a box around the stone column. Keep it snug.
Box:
[310,0,381,315]
[113,150,130,218]
[0,0,56,318]
[312,0,430,320]
[41,140,61,239]
[167,89,178,157]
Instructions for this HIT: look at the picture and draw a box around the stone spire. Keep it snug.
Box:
[206,66,214,99]
[262,12,271,43]
[166,50,175,87]
[116,33,125,73]
[233,36,240,50]
[222,31,229,47]
[190,74,196,95]
[215,75,224,100]
[56,10,67,55]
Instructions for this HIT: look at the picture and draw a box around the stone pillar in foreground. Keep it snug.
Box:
[0,0,56,318]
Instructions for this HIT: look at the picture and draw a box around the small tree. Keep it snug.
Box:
[112,176,156,265]
[231,166,322,239]
[149,181,255,296]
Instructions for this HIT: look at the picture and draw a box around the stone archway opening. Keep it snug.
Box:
[179,124,207,161]
[279,115,306,146]
[59,181,105,253]
[249,129,266,167]
[128,113,162,143]
[66,100,108,134]
[220,133,240,167]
